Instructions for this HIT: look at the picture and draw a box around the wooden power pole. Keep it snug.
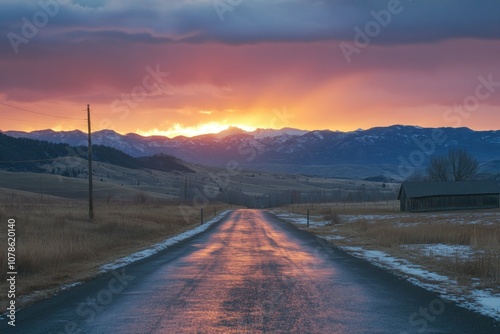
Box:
[87,104,94,220]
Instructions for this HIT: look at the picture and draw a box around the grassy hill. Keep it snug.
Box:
[0,133,193,174]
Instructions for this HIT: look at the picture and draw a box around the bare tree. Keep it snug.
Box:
[427,148,479,182]
[448,148,479,181]
[427,155,450,181]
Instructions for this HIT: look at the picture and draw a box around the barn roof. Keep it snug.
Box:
[398,181,500,199]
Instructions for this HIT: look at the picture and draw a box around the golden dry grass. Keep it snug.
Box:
[333,220,500,287]
[278,202,500,293]
[284,200,400,215]
[0,190,232,309]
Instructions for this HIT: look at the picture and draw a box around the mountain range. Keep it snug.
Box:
[3,125,500,179]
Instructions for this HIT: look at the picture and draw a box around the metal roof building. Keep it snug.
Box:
[398,181,500,212]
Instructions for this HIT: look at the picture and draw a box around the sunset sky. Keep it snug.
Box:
[1,0,500,137]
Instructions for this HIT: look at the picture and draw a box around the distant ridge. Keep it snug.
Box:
[3,125,500,179]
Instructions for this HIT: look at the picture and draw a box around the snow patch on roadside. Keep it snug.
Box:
[278,208,500,321]
[99,210,231,272]
[60,282,83,290]
[0,282,84,320]
[402,244,478,260]
[274,212,330,227]
[342,214,392,222]
[339,245,500,322]
[468,290,500,320]
[340,246,451,283]
[322,235,345,241]
[0,211,231,320]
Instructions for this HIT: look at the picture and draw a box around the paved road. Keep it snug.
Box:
[3,210,499,333]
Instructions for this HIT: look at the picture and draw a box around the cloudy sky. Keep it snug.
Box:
[1,0,499,137]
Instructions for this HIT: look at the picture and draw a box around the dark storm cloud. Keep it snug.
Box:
[1,0,499,49]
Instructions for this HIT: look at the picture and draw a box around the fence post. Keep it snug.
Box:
[201,207,204,225]
[307,209,310,227]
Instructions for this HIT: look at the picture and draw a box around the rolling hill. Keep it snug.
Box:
[0,133,193,174]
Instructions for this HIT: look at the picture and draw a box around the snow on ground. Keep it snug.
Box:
[0,210,231,319]
[59,282,83,290]
[341,212,500,225]
[321,235,345,241]
[449,218,496,225]
[341,214,407,223]
[468,290,500,320]
[338,245,500,322]
[402,244,478,260]
[394,222,422,227]
[0,211,232,320]
[100,210,231,272]
[340,246,451,283]
[442,212,499,225]
[273,212,331,227]
[417,212,500,225]
[0,282,85,320]
[278,209,500,321]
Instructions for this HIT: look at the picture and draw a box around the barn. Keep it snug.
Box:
[398,181,500,212]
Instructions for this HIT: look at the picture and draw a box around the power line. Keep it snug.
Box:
[0,117,71,125]
[90,121,100,132]
[0,155,86,163]
[90,109,103,121]
[0,102,84,121]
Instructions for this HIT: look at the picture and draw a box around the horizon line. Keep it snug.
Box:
[1,124,499,140]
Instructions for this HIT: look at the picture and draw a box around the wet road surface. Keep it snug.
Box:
[3,210,499,333]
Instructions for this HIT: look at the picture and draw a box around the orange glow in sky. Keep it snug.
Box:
[1,2,500,136]
[137,122,257,138]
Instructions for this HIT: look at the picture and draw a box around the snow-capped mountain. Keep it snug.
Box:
[4,125,500,179]
[249,127,308,139]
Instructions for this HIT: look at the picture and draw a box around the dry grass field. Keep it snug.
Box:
[0,159,400,202]
[0,188,232,310]
[277,202,500,294]
[0,163,398,312]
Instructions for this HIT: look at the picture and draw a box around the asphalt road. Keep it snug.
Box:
[2,210,499,333]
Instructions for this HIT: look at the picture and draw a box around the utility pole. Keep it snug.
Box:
[87,104,94,220]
